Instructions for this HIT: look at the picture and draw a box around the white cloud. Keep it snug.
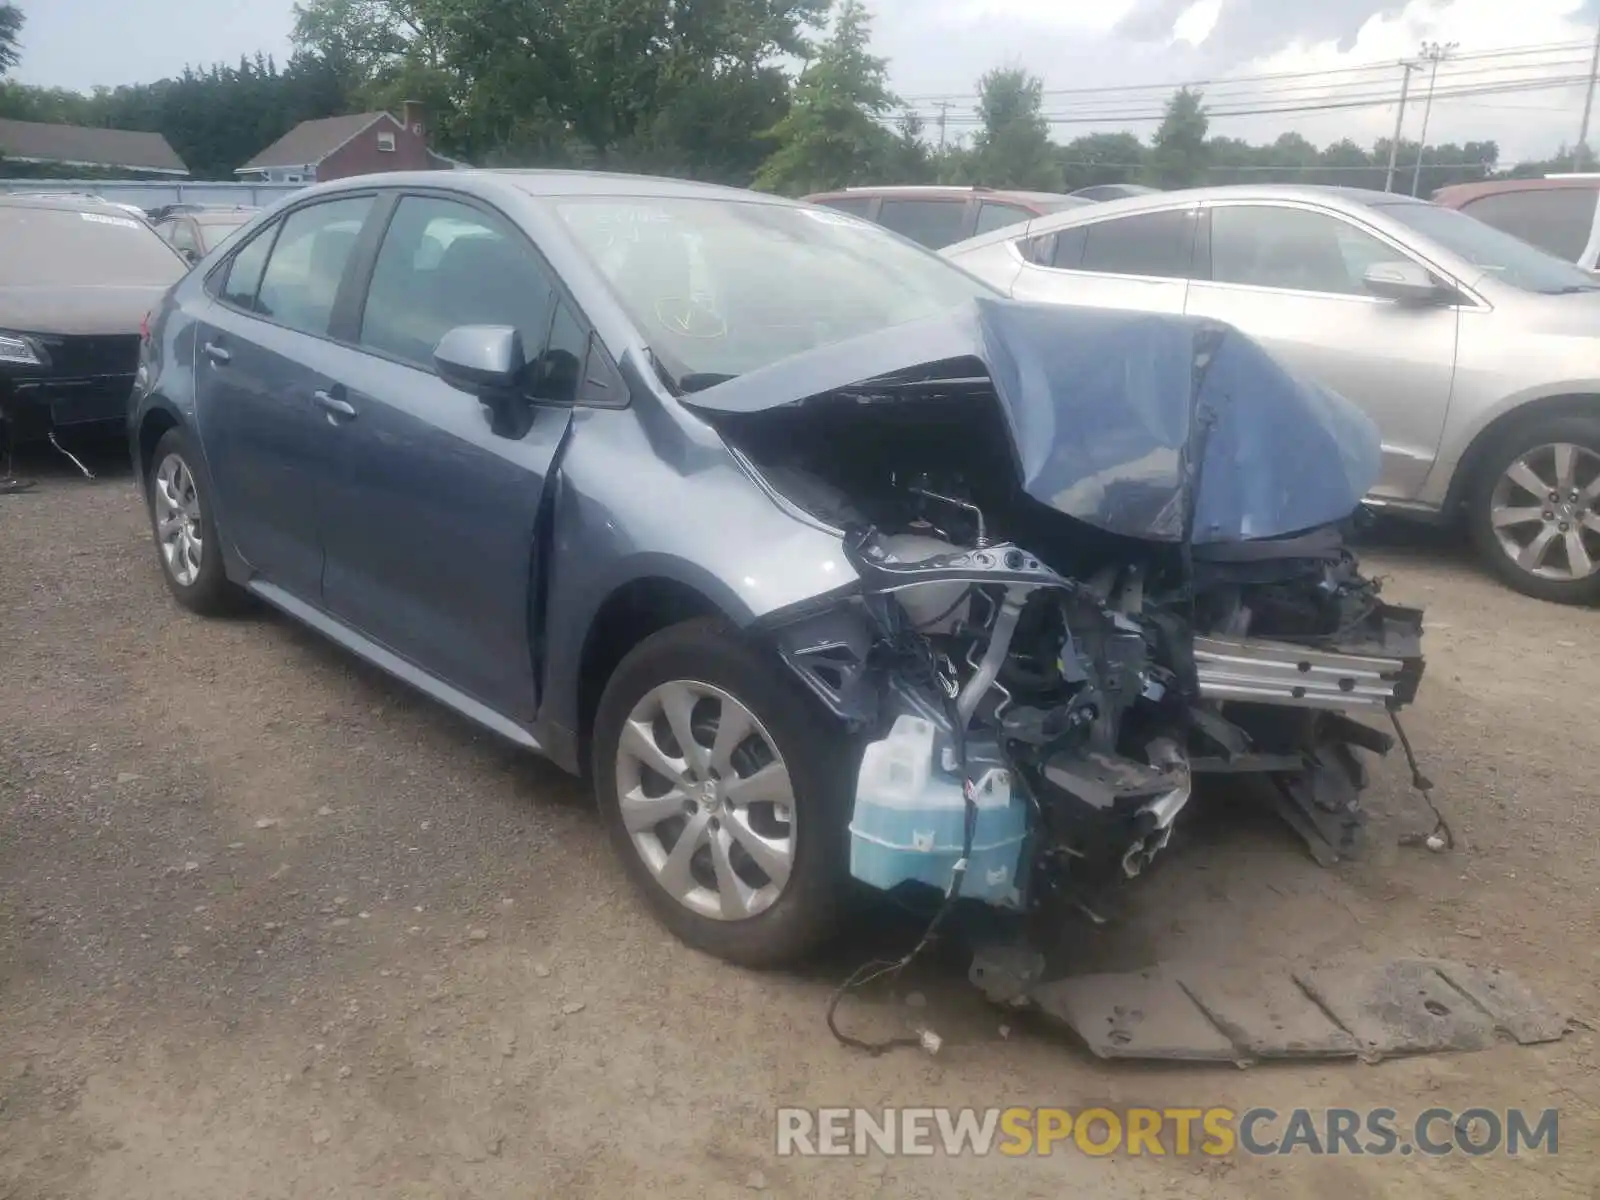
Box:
[1172,0,1224,46]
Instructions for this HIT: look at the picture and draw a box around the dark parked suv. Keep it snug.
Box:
[1432,175,1600,270]
[802,185,1091,248]
[0,193,186,444]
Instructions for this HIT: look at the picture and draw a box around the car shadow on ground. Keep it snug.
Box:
[2,431,135,489]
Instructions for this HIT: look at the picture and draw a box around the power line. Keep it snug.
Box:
[911,59,1595,119]
[895,38,1594,104]
[918,73,1594,126]
[910,59,1595,120]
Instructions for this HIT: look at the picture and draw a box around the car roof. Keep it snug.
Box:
[0,192,133,214]
[1431,176,1600,206]
[938,183,1438,257]
[287,168,809,211]
[999,183,1425,223]
[802,184,1081,205]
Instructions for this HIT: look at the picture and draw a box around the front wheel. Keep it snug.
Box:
[1467,414,1600,605]
[592,618,853,967]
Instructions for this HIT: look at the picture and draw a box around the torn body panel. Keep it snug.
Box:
[713,302,1425,921]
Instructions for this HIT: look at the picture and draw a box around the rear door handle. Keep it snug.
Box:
[313,389,357,419]
[202,342,230,364]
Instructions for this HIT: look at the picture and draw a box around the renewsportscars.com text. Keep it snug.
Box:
[775,1106,1560,1158]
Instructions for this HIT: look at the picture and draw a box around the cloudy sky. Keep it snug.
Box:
[9,0,1600,161]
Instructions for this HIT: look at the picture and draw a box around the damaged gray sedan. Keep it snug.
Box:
[131,172,1425,967]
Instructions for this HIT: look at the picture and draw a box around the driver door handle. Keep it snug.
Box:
[202,342,230,365]
[314,390,357,419]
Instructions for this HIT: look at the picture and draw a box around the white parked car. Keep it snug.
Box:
[943,184,1600,604]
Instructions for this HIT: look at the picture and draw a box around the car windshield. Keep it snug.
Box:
[1376,201,1600,294]
[0,206,185,288]
[552,196,992,383]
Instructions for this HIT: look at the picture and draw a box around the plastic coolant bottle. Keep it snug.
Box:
[848,714,1028,906]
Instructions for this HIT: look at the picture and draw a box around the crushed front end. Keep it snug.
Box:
[691,299,1428,923]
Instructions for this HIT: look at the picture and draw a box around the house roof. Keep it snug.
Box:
[237,112,396,172]
[0,118,188,174]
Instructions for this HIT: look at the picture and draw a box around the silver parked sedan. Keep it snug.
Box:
[943,185,1600,604]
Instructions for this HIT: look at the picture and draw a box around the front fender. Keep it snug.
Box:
[1426,378,1600,507]
[537,402,858,737]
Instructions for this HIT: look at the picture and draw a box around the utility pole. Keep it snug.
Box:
[1577,9,1600,169]
[1410,40,1457,197]
[1384,60,1418,192]
[935,101,951,152]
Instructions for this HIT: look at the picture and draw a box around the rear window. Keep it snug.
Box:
[1460,188,1598,263]
[815,196,874,217]
[974,201,1035,236]
[876,198,969,248]
[0,206,185,287]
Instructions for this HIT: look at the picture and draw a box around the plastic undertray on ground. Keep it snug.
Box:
[969,952,1575,1065]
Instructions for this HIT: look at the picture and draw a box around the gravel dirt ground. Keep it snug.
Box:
[1,441,1597,1200]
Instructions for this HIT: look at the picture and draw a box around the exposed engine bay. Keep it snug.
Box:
[707,357,1426,921]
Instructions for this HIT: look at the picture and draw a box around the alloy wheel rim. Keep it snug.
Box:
[615,679,796,921]
[1489,442,1600,582]
[153,452,203,587]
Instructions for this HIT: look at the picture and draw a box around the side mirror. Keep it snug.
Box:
[181,247,200,264]
[1363,260,1446,304]
[433,325,525,398]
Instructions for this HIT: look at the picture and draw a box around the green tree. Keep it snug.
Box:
[887,107,935,182]
[753,0,897,193]
[965,67,1057,190]
[0,4,20,78]
[1145,86,1208,188]
[1058,131,1144,190]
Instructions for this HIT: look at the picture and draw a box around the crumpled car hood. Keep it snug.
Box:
[683,298,1381,544]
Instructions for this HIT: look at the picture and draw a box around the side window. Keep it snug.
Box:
[975,201,1033,236]
[254,196,374,335]
[168,220,199,257]
[817,196,873,217]
[1079,210,1195,278]
[359,195,556,373]
[1051,225,1088,269]
[1018,233,1056,265]
[218,222,277,310]
[1462,189,1598,263]
[532,301,586,404]
[876,199,969,248]
[1209,205,1396,296]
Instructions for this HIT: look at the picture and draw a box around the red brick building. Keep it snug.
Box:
[234,104,457,184]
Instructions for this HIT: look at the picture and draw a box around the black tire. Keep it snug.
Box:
[145,428,242,615]
[1466,412,1600,605]
[592,617,854,967]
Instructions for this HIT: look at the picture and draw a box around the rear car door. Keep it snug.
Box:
[1183,201,1459,501]
[313,192,580,721]
[192,194,377,600]
[1009,206,1199,314]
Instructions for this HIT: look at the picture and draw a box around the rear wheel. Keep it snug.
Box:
[592,618,853,967]
[145,428,241,615]
[1467,414,1600,605]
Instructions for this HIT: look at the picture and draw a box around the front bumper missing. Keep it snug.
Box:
[1193,634,1418,712]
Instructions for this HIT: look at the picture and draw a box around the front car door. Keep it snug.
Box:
[1183,200,1460,501]
[313,191,579,721]
[193,194,376,598]
[1008,205,1200,315]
